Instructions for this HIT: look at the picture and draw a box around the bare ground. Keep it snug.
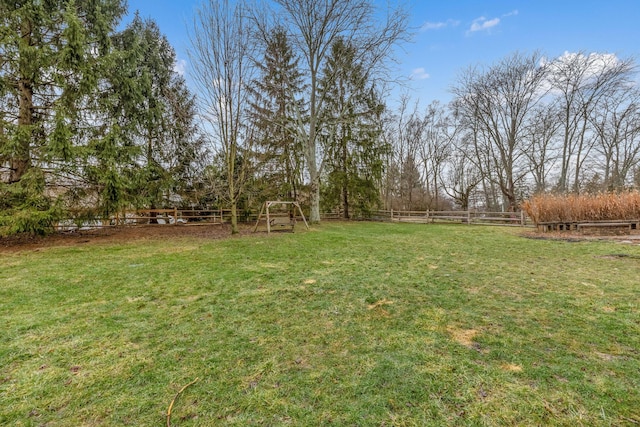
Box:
[0,223,259,253]
[521,229,640,245]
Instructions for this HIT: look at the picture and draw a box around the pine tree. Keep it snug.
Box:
[250,26,305,202]
[161,74,207,203]
[106,15,204,215]
[319,38,388,218]
[266,0,408,223]
[0,0,126,234]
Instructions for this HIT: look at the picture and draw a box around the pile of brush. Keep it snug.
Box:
[522,192,640,225]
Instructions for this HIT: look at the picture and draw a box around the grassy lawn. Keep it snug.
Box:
[2,222,640,426]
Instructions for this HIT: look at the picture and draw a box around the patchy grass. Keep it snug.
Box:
[1,222,640,426]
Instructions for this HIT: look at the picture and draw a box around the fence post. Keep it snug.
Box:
[520,210,525,226]
[467,210,471,225]
[390,209,393,221]
[174,207,178,225]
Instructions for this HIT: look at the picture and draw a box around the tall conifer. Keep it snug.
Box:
[250,26,305,201]
[0,0,126,233]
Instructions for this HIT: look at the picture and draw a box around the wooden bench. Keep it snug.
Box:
[269,216,295,232]
[577,222,632,235]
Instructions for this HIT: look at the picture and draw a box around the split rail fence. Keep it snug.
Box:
[55,208,533,230]
[382,209,530,226]
[55,208,225,230]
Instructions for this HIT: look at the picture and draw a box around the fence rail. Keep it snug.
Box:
[54,208,531,230]
[387,209,530,226]
[55,208,225,230]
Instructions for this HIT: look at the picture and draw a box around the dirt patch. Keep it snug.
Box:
[366,298,394,318]
[447,326,479,348]
[0,223,258,253]
[500,363,523,372]
[521,230,640,244]
[594,351,616,361]
[596,253,640,260]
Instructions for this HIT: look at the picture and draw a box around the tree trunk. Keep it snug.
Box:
[230,201,238,234]
[10,20,34,184]
[147,136,159,224]
[308,177,320,223]
[342,134,349,219]
[306,116,321,223]
[228,158,239,234]
[342,183,349,219]
[11,79,33,183]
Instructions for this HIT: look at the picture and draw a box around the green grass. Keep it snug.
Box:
[2,222,640,426]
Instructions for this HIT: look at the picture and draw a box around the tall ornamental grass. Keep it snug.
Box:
[523,191,640,224]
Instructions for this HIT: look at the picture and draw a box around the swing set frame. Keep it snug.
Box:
[253,201,310,233]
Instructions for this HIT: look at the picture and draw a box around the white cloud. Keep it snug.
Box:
[538,52,625,96]
[468,16,500,33]
[548,51,621,80]
[422,21,446,31]
[173,58,187,76]
[467,10,518,35]
[420,19,460,32]
[410,68,430,80]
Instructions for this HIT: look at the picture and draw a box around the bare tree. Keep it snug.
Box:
[452,52,548,210]
[260,0,409,222]
[590,87,640,190]
[522,104,561,193]
[449,96,499,209]
[188,0,256,234]
[443,147,482,210]
[419,101,454,209]
[382,95,430,210]
[546,52,636,192]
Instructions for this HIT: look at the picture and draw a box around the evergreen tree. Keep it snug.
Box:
[161,74,207,204]
[264,0,408,223]
[319,38,388,218]
[250,26,305,202]
[106,15,204,214]
[0,0,126,233]
[0,2,203,233]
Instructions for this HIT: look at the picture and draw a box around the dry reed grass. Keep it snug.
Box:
[522,192,640,224]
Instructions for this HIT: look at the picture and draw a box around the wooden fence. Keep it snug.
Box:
[55,208,225,230]
[382,209,530,226]
[55,208,531,230]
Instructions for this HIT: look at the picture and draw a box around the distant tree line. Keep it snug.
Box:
[2,0,640,235]
[389,51,640,212]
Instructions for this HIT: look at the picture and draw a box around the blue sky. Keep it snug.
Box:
[126,0,640,106]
